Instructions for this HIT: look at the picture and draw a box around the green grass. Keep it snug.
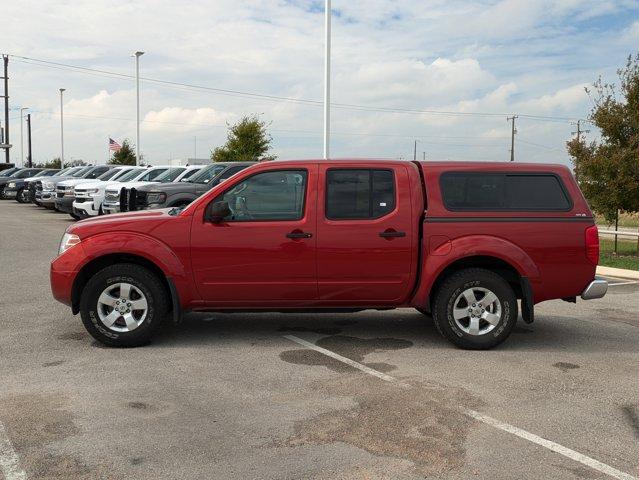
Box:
[599,237,639,270]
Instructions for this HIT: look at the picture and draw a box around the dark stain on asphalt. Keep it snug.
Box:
[513,326,534,334]
[278,325,342,335]
[621,405,639,440]
[42,360,65,367]
[553,362,580,372]
[0,393,116,479]
[279,335,413,373]
[127,401,150,410]
[130,457,144,465]
[91,340,109,349]
[278,376,479,476]
[57,331,87,341]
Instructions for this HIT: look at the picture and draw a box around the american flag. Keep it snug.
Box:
[109,138,121,152]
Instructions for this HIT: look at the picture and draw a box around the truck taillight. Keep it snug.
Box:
[585,225,599,265]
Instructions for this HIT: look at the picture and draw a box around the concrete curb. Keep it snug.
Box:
[596,265,639,280]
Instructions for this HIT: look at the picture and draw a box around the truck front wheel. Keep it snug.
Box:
[80,264,168,347]
[432,268,517,350]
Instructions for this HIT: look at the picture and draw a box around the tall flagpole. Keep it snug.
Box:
[323,0,331,160]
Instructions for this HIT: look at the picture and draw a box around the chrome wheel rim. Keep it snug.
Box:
[452,287,501,336]
[96,283,148,332]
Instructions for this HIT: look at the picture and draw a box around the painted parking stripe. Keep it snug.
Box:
[0,420,27,480]
[464,409,638,480]
[283,335,406,386]
[284,335,638,480]
[608,281,639,286]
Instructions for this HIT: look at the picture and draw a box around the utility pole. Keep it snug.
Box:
[2,55,9,163]
[423,151,426,161]
[507,115,518,162]
[26,113,32,167]
[133,51,144,165]
[20,107,28,166]
[571,119,590,142]
[59,89,65,167]
[323,0,331,159]
[413,140,417,161]
[194,136,197,161]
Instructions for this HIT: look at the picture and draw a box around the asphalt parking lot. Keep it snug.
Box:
[1,201,638,480]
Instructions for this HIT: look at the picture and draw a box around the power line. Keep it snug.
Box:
[8,54,583,123]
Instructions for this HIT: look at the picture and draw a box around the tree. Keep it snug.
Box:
[110,139,137,165]
[211,115,274,162]
[36,157,62,169]
[567,53,639,224]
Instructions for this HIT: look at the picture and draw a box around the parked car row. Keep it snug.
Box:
[0,162,255,220]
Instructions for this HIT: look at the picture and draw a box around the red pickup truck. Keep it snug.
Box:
[51,160,607,349]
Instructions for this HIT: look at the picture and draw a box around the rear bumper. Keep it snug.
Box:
[581,279,608,300]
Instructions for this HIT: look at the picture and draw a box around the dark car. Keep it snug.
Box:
[0,167,21,177]
[5,169,61,203]
[0,168,44,199]
[126,162,254,211]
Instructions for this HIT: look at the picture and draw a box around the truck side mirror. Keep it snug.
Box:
[205,201,231,223]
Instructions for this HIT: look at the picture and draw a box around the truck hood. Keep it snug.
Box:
[136,181,199,193]
[58,178,102,188]
[123,181,161,189]
[69,209,181,237]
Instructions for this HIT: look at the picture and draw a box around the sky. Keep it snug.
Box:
[1,0,639,166]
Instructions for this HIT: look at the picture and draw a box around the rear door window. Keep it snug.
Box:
[326,169,395,220]
[440,172,572,211]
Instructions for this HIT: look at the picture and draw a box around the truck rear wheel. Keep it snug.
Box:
[432,268,517,350]
[80,264,168,347]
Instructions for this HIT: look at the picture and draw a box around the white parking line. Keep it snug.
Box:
[608,281,638,286]
[0,420,27,480]
[284,334,638,480]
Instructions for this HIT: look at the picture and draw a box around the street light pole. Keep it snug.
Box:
[59,89,65,167]
[20,107,28,167]
[323,0,331,159]
[134,51,144,165]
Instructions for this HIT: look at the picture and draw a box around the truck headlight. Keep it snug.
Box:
[86,188,100,197]
[59,232,81,255]
[8,182,15,188]
[146,192,166,204]
[64,187,75,197]
[43,182,55,191]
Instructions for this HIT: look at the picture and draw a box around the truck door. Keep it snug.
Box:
[190,165,318,303]
[317,164,415,304]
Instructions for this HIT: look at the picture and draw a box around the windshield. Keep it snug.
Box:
[72,167,93,177]
[188,164,226,184]
[54,168,69,175]
[0,168,19,177]
[154,167,186,183]
[40,170,60,177]
[96,169,120,181]
[117,168,146,182]
[15,169,41,178]
[179,168,202,182]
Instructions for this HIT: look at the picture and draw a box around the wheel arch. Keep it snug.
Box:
[71,253,172,315]
[427,255,523,310]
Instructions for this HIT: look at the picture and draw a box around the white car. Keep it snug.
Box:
[72,166,143,218]
[102,165,174,214]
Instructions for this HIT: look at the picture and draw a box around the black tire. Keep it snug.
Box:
[432,268,517,350]
[16,188,27,203]
[80,264,168,347]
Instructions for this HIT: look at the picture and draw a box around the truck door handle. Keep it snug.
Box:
[379,229,406,238]
[286,231,313,239]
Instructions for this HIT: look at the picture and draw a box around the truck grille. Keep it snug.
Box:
[56,186,65,199]
[105,190,120,202]
[35,181,43,192]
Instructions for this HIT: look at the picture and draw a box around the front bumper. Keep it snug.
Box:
[581,279,608,300]
[3,188,18,198]
[55,196,75,213]
[73,198,100,216]
[102,200,120,214]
